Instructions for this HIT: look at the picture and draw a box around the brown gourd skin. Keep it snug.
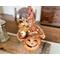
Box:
[27,6,45,40]
[17,6,45,51]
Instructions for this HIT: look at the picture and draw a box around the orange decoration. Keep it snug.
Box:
[24,35,41,51]
[17,6,45,51]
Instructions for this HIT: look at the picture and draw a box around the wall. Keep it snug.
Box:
[3,6,15,16]
[2,6,41,21]
[0,6,3,14]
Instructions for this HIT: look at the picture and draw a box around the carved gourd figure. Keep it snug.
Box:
[17,6,45,51]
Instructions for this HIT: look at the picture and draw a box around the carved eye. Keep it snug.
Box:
[26,25,29,27]
[23,25,25,26]
[26,20,28,22]
[34,40,37,42]
[19,20,23,23]
[28,39,30,42]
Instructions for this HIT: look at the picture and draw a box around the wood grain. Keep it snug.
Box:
[41,25,60,43]
[0,34,51,54]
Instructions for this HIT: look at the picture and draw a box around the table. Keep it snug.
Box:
[0,33,51,54]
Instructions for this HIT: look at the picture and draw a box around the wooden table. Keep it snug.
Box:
[0,33,51,54]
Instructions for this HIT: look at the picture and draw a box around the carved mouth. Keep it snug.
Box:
[25,42,38,48]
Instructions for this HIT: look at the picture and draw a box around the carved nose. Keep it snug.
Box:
[31,43,33,45]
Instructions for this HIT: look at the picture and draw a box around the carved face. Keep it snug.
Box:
[17,20,29,41]
[18,20,29,29]
[24,35,41,51]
